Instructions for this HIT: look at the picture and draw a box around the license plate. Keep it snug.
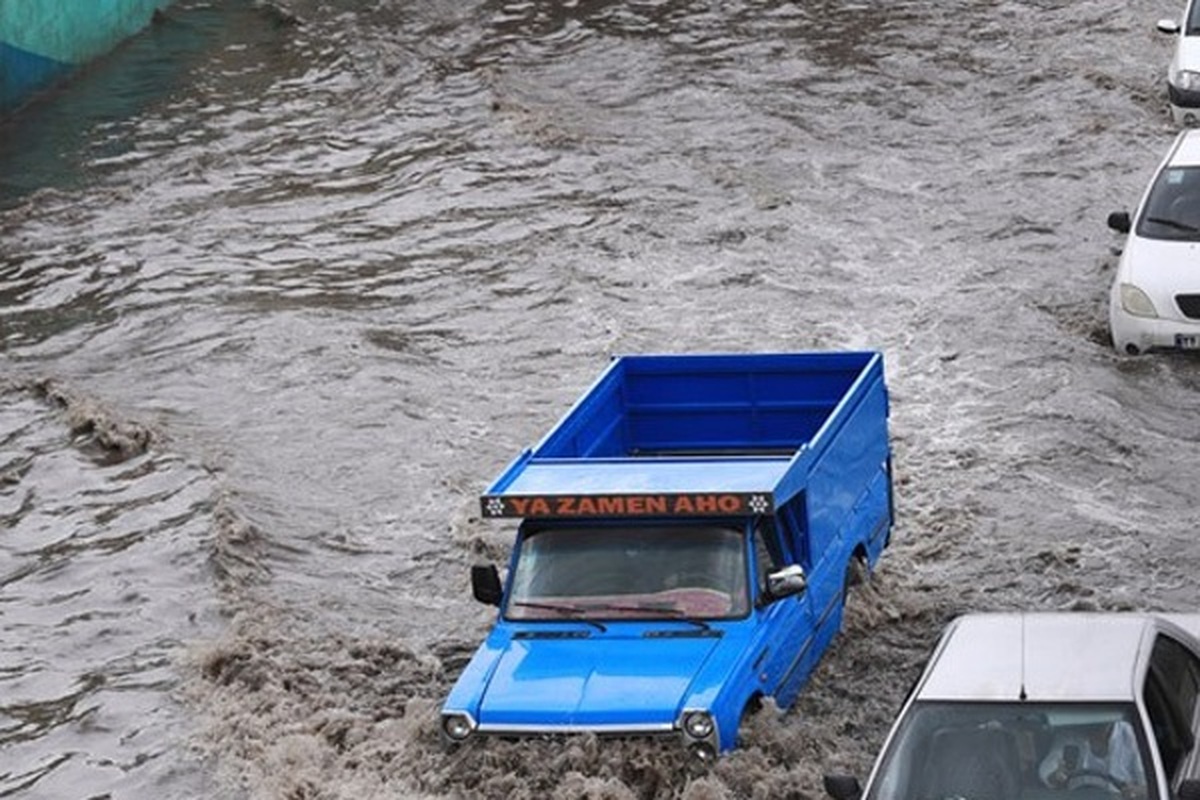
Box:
[1176,334,1200,349]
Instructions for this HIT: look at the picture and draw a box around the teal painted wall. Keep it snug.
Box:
[0,0,173,65]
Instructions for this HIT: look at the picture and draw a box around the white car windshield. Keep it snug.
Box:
[1189,1,1200,35]
[866,701,1158,800]
[1137,165,1200,241]
[505,524,750,621]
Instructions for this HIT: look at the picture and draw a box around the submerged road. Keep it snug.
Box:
[1,0,1198,797]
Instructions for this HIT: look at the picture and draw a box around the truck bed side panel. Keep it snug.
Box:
[803,367,891,562]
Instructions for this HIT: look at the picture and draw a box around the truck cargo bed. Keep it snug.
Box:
[483,352,886,515]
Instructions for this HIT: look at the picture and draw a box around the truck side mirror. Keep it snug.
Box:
[471,564,502,606]
[823,774,862,800]
[1158,18,1182,34]
[1107,210,1131,234]
[1178,778,1200,800]
[762,564,807,605]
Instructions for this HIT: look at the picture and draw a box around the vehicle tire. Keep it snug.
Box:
[839,556,867,633]
[843,556,866,599]
[737,696,763,746]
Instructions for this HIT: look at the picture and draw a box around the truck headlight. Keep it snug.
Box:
[1119,283,1158,318]
[441,712,475,742]
[682,710,715,740]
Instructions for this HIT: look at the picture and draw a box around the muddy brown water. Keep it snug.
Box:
[2,0,1199,797]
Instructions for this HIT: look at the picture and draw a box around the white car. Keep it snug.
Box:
[1106,129,1200,355]
[1159,2,1200,126]
[824,612,1200,800]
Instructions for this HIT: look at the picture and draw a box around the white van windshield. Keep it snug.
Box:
[1137,165,1200,241]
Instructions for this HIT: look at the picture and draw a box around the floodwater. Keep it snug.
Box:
[2,0,1198,797]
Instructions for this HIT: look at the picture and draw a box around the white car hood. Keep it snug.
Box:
[1175,36,1200,75]
[1120,237,1200,311]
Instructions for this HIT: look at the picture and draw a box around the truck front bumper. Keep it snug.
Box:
[439,709,721,763]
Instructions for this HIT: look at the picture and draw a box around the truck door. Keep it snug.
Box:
[753,514,815,709]
[781,495,847,703]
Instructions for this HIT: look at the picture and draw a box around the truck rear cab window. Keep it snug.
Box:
[776,497,810,569]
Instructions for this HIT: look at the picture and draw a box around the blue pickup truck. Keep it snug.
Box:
[440,351,895,762]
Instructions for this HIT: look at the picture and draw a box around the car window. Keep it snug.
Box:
[752,520,783,596]
[1137,165,1200,241]
[1186,695,1200,782]
[777,495,810,568]
[1145,634,1200,781]
[1152,636,1200,715]
[1146,672,1186,779]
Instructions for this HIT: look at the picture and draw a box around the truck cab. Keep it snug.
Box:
[441,352,894,761]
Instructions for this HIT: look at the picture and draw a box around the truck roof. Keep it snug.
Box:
[481,351,887,520]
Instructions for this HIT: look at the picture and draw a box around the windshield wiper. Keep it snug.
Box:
[1145,216,1200,233]
[655,614,713,632]
[509,601,607,631]
[594,603,715,632]
[643,617,719,637]
[512,601,715,633]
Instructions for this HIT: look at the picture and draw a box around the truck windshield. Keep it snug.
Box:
[506,524,749,621]
[865,701,1157,800]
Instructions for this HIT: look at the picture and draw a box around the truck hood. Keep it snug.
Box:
[476,633,722,731]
